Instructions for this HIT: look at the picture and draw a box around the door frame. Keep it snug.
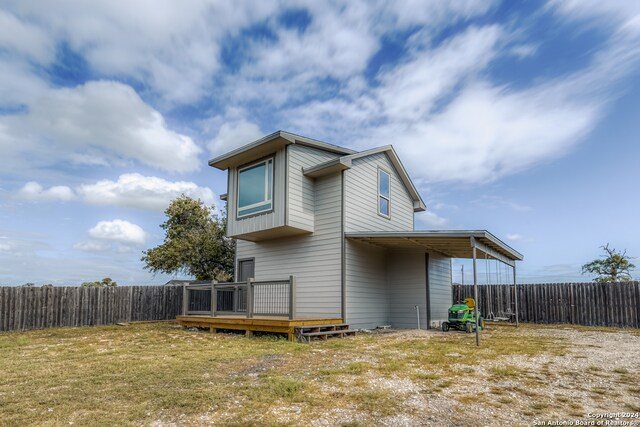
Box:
[237,257,255,282]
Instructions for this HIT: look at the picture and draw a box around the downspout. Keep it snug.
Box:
[340,170,346,321]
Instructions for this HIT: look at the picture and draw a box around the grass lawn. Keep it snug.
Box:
[0,322,638,426]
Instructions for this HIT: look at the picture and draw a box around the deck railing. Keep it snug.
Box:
[182,275,296,320]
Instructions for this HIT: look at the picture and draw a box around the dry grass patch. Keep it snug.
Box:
[1,322,638,426]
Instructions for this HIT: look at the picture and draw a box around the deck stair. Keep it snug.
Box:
[295,323,357,342]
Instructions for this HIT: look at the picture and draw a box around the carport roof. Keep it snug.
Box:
[345,230,523,264]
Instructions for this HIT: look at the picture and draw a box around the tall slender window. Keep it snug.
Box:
[237,158,273,217]
[378,168,390,217]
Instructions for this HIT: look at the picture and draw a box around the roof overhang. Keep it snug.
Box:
[208,130,356,170]
[345,230,523,266]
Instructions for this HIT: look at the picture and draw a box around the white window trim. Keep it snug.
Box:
[237,157,274,218]
[378,167,391,219]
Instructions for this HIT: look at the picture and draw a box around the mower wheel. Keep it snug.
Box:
[442,322,449,332]
[465,322,472,333]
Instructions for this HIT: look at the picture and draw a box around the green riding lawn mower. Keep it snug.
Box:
[442,298,486,333]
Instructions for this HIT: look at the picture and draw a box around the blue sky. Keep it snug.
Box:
[1,1,639,285]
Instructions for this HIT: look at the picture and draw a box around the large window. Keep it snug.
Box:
[237,158,273,217]
[378,168,390,218]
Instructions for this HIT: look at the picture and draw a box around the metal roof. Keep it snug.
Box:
[345,230,523,263]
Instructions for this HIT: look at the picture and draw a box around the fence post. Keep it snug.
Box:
[182,285,188,316]
[211,280,217,317]
[289,275,296,320]
[247,278,254,319]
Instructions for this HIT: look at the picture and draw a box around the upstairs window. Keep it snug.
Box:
[378,168,390,218]
[237,158,273,217]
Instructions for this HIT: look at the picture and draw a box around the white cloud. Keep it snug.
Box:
[208,119,264,157]
[87,219,147,246]
[0,59,49,109]
[284,4,640,184]
[5,1,283,104]
[416,210,449,228]
[549,0,640,31]
[221,2,496,107]
[509,43,538,58]
[0,10,55,64]
[1,81,201,174]
[72,240,110,252]
[17,182,75,202]
[78,173,215,211]
[375,25,503,122]
[0,237,49,257]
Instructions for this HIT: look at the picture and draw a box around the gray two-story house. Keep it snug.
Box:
[178,131,522,336]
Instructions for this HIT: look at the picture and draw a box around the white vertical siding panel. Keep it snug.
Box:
[235,172,342,318]
[345,240,388,329]
[429,253,452,325]
[287,145,340,232]
[388,251,427,329]
[344,153,414,233]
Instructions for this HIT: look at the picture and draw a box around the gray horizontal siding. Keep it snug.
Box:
[388,251,427,329]
[235,173,342,318]
[429,254,452,326]
[287,144,340,232]
[344,152,414,233]
[227,149,286,237]
[345,240,388,329]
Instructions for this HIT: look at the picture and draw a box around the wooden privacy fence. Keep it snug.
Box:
[453,282,640,328]
[0,286,183,332]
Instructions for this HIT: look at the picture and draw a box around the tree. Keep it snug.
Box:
[101,278,117,287]
[581,244,635,283]
[141,195,235,281]
[81,278,118,287]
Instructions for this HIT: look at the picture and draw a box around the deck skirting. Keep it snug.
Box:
[176,315,344,341]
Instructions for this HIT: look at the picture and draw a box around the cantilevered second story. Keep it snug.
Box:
[209,131,426,241]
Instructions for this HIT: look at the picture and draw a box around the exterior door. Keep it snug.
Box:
[238,259,255,282]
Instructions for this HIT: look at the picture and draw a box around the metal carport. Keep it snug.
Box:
[345,230,524,346]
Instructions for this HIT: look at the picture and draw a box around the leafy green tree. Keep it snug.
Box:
[141,195,235,281]
[81,278,118,287]
[101,278,117,287]
[581,244,635,283]
[81,282,100,288]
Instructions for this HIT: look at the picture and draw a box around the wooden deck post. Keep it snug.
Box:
[247,278,254,319]
[182,285,188,316]
[289,275,296,320]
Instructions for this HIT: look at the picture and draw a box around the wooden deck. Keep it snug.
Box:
[176,315,344,341]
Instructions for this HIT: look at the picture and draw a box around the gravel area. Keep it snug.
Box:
[305,326,640,427]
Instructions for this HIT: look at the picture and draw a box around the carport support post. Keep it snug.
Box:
[513,264,519,328]
[472,244,480,346]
